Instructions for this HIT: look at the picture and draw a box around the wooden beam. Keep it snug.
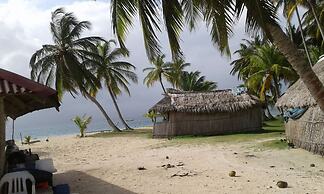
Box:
[0,97,5,177]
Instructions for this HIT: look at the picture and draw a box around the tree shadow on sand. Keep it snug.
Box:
[54,171,136,194]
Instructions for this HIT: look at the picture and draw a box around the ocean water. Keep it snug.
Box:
[5,118,153,141]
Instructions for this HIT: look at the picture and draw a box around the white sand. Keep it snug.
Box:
[22,134,324,194]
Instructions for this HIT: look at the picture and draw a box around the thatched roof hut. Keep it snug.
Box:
[276,59,324,155]
[150,90,262,138]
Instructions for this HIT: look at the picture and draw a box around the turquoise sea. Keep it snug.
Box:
[5,118,153,141]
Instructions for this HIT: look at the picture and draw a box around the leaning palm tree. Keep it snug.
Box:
[30,8,119,131]
[143,55,170,94]
[274,0,313,66]
[111,0,324,111]
[86,40,138,131]
[165,59,190,89]
[180,71,217,92]
[30,8,100,99]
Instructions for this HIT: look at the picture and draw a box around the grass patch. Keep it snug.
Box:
[255,139,288,150]
[88,119,285,147]
[87,127,153,139]
[162,119,285,146]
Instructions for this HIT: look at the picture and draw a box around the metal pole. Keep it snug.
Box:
[11,119,15,140]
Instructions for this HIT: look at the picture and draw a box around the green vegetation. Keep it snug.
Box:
[88,128,152,139]
[111,0,324,110]
[256,139,288,150]
[143,55,217,93]
[89,119,285,149]
[86,40,138,131]
[24,135,32,144]
[73,115,92,137]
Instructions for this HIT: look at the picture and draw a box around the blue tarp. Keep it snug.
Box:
[284,107,308,122]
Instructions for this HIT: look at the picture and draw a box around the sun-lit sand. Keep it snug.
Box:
[21,133,324,194]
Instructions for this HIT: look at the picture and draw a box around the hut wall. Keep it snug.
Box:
[285,106,324,155]
[153,107,262,138]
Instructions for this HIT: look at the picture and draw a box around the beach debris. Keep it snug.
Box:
[290,167,294,170]
[247,180,250,182]
[287,142,294,148]
[171,171,197,178]
[266,186,273,189]
[166,156,169,159]
[310,164,315,167]
[276,181,288,188]
[137,167,147,170]
[233,152,238,155]
[229,171,236,177]
[162,164,175,169]
[245,154,256,158]
[45,137,49,142]
[270,165,275,168]
[176,162,184,166]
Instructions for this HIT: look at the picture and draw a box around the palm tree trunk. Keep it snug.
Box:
[267,24,324,111]
[159,74,167,95]
[84,92,121,132]
[287,20,294,42]
[307,0,324,40]
[273,76,284,115]
[108,88,133,130]
[0,97,6,176]
[296,7,313,66]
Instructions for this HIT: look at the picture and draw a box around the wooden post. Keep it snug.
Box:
[0,97,5,176]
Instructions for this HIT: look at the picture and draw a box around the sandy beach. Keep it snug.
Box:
[21,132,324,194]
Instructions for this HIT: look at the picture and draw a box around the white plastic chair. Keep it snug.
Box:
[0,171,35,194]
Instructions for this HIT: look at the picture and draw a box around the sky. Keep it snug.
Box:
[0,0,253,132]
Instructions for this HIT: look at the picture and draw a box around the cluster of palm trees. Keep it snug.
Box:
[111,0,324,112]
[230,0,324,118]
[30,8,137,132]
[143,55,217,94]
[231,37,298,118]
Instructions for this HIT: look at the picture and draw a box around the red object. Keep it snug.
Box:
[36,181,49,189]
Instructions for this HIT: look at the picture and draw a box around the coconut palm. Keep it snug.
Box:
[86,40,138,131]
[303,2,324,47]
[274,0,313,66]
[230,37,267,81]
[30,8,120,132]
[73,115,92,137]
[30,8,101,99]
[166,59,190,89]
[143,55,170,94]
[111,0,324,111]
[180,71,217,92]
[246,44,298,102]
[287,0,324,40]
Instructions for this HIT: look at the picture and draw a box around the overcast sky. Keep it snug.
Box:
[0,0,253,132]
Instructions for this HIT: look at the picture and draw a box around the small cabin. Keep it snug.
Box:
[149,90,263,138]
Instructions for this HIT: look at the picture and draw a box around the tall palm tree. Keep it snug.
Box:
[274,0,313,66]
[111,0,324,111]
[30,8,100,99]
[303,2,324,47]
[180,71,217,92]
[143,55,170,94]
[86,40,138,131]
[30,8,120,132]
[166,58,190,89]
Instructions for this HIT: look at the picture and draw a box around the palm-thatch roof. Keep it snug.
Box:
[150,89,260,113]
[276,60,324,108]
